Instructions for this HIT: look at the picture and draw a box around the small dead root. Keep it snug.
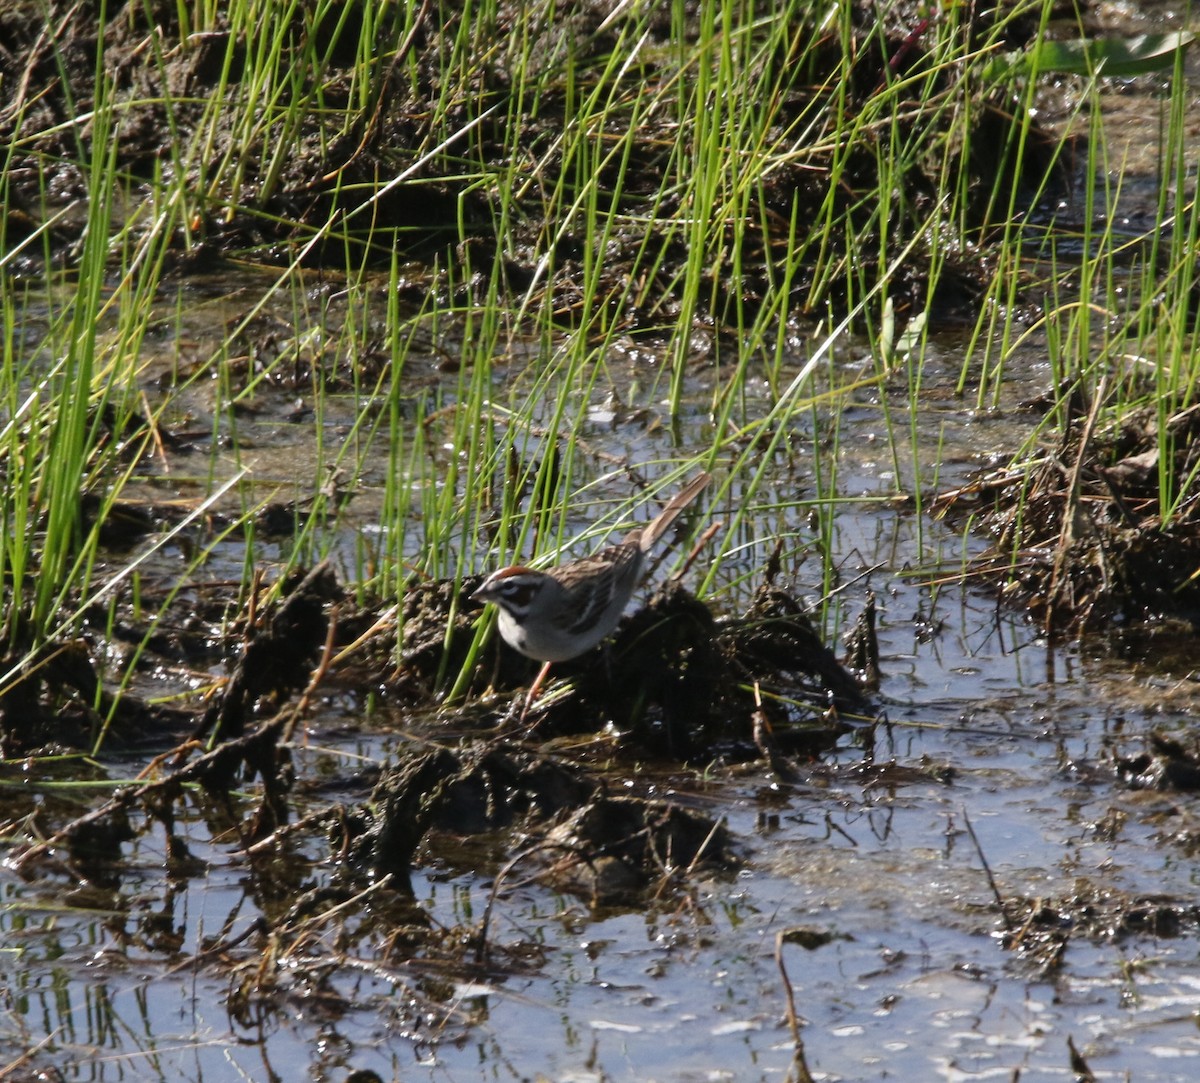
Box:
[934,395,1200,635]
[199,560,343,743]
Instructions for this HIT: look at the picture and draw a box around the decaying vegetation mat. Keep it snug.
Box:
[2,555,874,1039]
[936,388,1200,634]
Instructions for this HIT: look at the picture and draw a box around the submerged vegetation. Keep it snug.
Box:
[1,0,1199,1074]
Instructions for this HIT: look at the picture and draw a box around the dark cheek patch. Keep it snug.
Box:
[500,580,537,608]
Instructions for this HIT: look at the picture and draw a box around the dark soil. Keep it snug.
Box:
[3,543,874,1019]
[935,393,1200,635]
[0,0,1067,324]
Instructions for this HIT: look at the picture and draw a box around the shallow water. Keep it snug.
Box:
[6,319,1200,1082]
[13,597,1200,1082]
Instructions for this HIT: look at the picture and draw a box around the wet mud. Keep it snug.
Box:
[1,0,1063,319]
[936,392,1200,634]
[3,543,872,1028]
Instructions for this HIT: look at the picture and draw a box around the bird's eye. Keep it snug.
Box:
[500,577,535,605]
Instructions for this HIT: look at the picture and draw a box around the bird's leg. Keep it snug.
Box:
[519,661,554,723]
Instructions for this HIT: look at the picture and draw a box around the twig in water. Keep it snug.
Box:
[474,840,580,966]
[962,807,1013,931]
[774,929,817,1083]
[1067,1034,1097,1082]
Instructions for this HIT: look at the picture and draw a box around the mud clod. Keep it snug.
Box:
[356,743,736,907]
[1116,731,1200,792]
[361,744,594,886]
[201,561,343,742]
[936,399,1200,635]
[392,572,867,764]
[544,796,736,906]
